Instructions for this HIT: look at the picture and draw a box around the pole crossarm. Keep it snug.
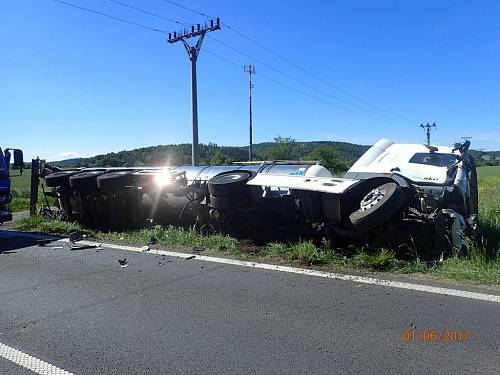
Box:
[168,18,220,43]
[420,122,437,146]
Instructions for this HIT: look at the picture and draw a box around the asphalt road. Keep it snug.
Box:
[0,230,499,374]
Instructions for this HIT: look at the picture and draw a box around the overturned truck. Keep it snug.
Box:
[44,139,478,259]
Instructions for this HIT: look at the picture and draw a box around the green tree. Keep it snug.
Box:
[209,151,233,165]
[307,146,347,173]
[267,135,306,161]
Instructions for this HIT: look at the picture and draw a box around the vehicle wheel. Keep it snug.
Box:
[44,170,80,187]
[97,171,134,191]
[70,171,107,191]
[209,194,251,210]
[349,182,406,229]
[208,170,255,197]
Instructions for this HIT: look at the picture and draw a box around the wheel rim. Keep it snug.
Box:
[360,188,386,211]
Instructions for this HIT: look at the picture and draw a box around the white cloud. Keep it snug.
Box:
[57,151,83,160]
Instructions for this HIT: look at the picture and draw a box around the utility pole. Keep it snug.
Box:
[420,122,437,145]
[244,64,255,161]
[168,19,221,166]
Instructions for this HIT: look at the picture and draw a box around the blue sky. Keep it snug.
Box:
[1,0,499,160]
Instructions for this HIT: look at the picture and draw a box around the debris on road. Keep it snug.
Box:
[36,238,56,247]
[118,258,128,268]
[69,231,85,243]
[69,243,101,251]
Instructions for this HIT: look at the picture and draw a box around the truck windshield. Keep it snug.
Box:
[409,153,458,167]
[0,148,7,177]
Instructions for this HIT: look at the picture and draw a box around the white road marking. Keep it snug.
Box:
[60,239,500,303]
[0,342,73,375]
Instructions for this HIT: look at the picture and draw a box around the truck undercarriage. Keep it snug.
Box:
[39,139,478,260]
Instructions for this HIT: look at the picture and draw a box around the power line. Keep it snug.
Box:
[109,0,191,27]
[202,50,411,127]
[105,0,413,126]
[163,0,213,19]
[207,36,412,126]
[204,49,243,69]
[54,0,168,34]
[160,0,415,124]
[52,1,411,127]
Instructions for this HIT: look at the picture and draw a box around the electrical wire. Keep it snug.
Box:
[109,0,192,27]
[207,35,412,126]
[52,0,411,126]
[105,0,414,125]
[161,0,415,124]
[202,49,411,127]
[54,0,168,34]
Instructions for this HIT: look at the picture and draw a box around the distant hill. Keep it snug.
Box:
[49,140,499,169]
[50,141,370,168]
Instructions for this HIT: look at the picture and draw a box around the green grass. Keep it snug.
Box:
[477,166,500,182]
[14,215,92,236]
[95,226,238,253]
[8,169,53,212]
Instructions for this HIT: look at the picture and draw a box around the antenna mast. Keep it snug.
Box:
[244,64,255,161]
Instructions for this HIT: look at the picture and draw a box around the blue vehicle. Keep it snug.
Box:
[0,147,24,224]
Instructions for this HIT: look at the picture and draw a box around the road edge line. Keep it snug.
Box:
[60,239,500,303]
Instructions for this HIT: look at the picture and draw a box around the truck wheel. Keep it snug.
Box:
[208,170,255,197]
[45,170,80,187]
[209,194,251,210]
[349,182,405,229]
[70,171,106,191]
[97,171,134,191]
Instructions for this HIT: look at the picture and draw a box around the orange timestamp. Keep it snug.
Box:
[401,330,471,343]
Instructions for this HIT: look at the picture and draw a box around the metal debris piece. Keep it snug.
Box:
[69,232,84,243]
[192,246,205,253]
[118,258,128,268]
[36,239,55,247]
[70,243,101,251]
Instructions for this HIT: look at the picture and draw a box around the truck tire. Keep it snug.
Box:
[208,170,255,197]
[97,171,134,191]
[209,194,251,210]
[44,170,80,187]
[349,182,405,229]
[70,171,107,191]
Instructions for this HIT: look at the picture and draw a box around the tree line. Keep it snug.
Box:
[54,137,370,173]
